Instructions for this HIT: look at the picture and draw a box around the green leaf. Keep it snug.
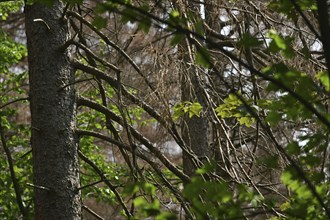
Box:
[316,71,330,91]
[257,99,272,108]
[170,10,180,18]
[172,103,185,120]
[92,16,107,29]
[195,161,216,174]
[257,155,279,169]
[267,30,294,58]
[238,32,262,48]
[170,32,184,46]
[155,212,177,220]
[266,111,282,126]
[267,0,297,20]
[0,31,27,73]
[137,18,152,33]
[298,0,317,10]
[188,102,203,118]
[287,142,300,155]
[238,116,254,127]
[268,30,287,50]
[301,155,321,167]
[133,197,147,207]
[194,18,204,36]
[120,8,138,24]
[280,169,295,186]
[0,1,23,21]
[173,102,203,119]
[134,198,160,216]
[142,182,156,195]
[196,47,211,68]
[167,9,186,27]
[65,0,83,4]
[216,93,254,126]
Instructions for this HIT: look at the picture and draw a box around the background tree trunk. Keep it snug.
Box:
[178,2,210,177]
[25,1,81,219]
[181,67,210,177]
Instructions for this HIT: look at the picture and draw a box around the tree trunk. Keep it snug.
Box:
[25,1,81,219]
[181,68,209,176]
[177,2,210,177]
[204,0,231,178]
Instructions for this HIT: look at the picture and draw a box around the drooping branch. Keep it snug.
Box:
[78,150,132,218]
[77,129,193,218]
[61,40,120,74]
[103,0,330,129]
[72,61,199,162]
[0,97,29,109]
[67,10,158,93]
[82,205,104,220]
[77,96,190,183]
[77,129,149,161]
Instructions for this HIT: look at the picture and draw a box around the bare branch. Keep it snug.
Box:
[82,205,105,220]
[82,205,104,220]
[78,150,132,218]
[0,117,28,218]
[0,97,29,109]
[76,96,190,183]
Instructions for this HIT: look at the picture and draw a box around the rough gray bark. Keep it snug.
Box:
[176,2,210,177]
[25,1,81,219]
[181,72,210,177]
[204,0,231,178]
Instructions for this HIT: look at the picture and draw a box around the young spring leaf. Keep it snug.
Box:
[196,46,211,68]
